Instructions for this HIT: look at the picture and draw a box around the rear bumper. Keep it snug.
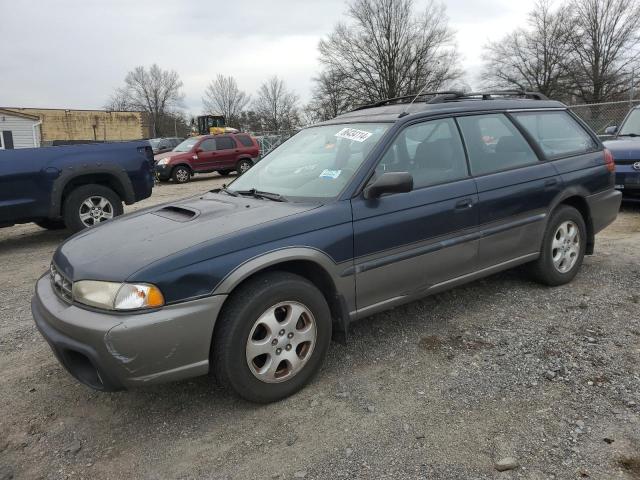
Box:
[32,275,226,391]
[586,188,622,234]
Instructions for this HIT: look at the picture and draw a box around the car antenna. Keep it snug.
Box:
[398,83,430,118]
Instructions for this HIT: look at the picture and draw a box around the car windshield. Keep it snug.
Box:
[173,137,199,152]
[228,123,391,201]
[619,109,640,136]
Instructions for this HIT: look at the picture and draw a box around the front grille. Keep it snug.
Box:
[50,263,73,303]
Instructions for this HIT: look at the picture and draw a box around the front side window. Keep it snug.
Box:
[199,139,217,152]
[216,137,236,150]
[375,118,468,188]
[619,108,640,136]
[457,114,538,176]
[512,110,597,158]
[229,123,391,200]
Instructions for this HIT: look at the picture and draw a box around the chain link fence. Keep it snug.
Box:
[252,130,298,157]
[568,100,640,137]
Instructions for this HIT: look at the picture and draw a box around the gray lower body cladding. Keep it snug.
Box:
[32,275,226,391]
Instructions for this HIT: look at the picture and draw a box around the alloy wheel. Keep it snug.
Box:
[78,196,114,227]
[551,220,580,273]
[245,301,317,383]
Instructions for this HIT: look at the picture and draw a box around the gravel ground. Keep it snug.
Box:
[0,174,639,480]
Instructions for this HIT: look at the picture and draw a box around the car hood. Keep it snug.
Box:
[154,151,189,161]
[603,138,640,161]
[53,193,319,282]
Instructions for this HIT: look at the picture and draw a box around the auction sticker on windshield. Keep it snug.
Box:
[319,169,342,179]
[335,127,372,142]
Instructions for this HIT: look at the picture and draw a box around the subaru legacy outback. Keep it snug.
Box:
[32,91,621,403]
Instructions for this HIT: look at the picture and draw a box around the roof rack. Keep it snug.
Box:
[351,89,549,112]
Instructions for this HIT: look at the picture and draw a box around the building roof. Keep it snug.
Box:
[0,108,40,121]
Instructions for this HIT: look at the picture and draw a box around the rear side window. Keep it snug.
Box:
[376,117,468,188]
[216,137,236,150]
[512,111,597,158]
[457,114,538,176]
[236,134,254,147]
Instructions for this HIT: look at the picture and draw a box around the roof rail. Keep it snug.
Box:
[351,91,464,111]
[351,89,549,112]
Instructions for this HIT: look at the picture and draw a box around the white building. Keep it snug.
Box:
[0,109,41,149]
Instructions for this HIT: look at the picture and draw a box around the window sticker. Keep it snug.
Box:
[335,127,372,143]
[319,169,342,179]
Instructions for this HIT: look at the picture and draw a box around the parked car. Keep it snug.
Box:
[148,137,183,155]
[1,141,154,231]
[154,133,260,183]
[603,105,640,198]
[32,91,621,403]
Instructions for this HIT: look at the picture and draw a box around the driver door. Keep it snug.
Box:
[351,117,479,315]
[193,138,217,171]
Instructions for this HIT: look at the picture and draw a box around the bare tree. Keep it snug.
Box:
[104,87,133,111]
[567,0,640,103]
[202,75,251,128]
[305,69,353,123]
[253,76,299,132]
[318,0,460,106]
[482,1,574,99]
[106,64,184,136]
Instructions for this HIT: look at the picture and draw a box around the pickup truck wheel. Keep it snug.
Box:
[172,166,191,184]
[529,205,586,286]
[236,159,253,175]
[212,271,332,403]
[35,219,66,230]
[63,184,123,232]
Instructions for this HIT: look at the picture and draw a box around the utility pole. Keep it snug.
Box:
[174,116,178,137]
[631,68,636,103]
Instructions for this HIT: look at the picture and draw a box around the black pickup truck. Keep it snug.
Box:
[0,141,155,232]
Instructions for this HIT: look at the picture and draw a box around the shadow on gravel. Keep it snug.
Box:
[0,227,69,253]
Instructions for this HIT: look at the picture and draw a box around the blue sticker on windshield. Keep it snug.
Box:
[319,169,341,179]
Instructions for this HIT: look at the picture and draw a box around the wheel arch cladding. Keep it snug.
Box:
[213,256,351,344]
[557,196,594,255]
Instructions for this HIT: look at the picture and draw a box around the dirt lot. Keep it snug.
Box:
[1,174,639,480]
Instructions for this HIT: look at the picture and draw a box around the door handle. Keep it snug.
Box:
[544,179,558,187]
[455,198,473,210]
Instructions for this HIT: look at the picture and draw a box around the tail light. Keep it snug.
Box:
[604,148,615,172]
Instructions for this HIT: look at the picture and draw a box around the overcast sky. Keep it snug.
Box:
[0,0,537,115]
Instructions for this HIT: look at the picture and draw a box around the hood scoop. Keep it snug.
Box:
[152,205,199,222]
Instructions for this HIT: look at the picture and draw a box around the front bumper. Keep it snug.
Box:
[32,275,226,391]
[615,166,640,196]
[154,163,172,180]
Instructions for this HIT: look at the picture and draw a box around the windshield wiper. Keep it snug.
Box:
[217,185,239,197]
[617,133,639,137]
[235,188,288,202]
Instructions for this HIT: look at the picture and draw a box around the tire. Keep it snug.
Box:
[236,159,253,175]
[62,184,123,232]
[529,205,587,286]
[172,165,191,184]
[212,271,332,403]
[217,169,232,176]
[35,219,66,230]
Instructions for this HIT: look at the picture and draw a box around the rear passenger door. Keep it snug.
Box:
[456,113,562,270]
[352,117,479,313]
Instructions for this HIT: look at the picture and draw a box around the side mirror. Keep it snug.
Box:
[363,172,413,200]
[604,125,618,135]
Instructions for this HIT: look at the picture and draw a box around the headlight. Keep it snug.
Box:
[72,281,165,310]
[157,157,170,165]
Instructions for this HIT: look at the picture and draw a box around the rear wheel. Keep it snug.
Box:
[236,159,253,175]
[530,205,586,286]
[63,184,123,232]
[172,165,191,184]
[212,271,332,403]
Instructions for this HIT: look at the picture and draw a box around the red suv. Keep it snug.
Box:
[154,133,260,183]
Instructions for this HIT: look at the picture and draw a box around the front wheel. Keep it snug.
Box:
[529,205,586,286]
[172,165,191,184]
[212,272,332,403]
[63,184,123,232]
[236,159,253,175]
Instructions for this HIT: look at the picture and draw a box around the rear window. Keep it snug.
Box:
[512,111,597,159]
[237,134,254,147]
